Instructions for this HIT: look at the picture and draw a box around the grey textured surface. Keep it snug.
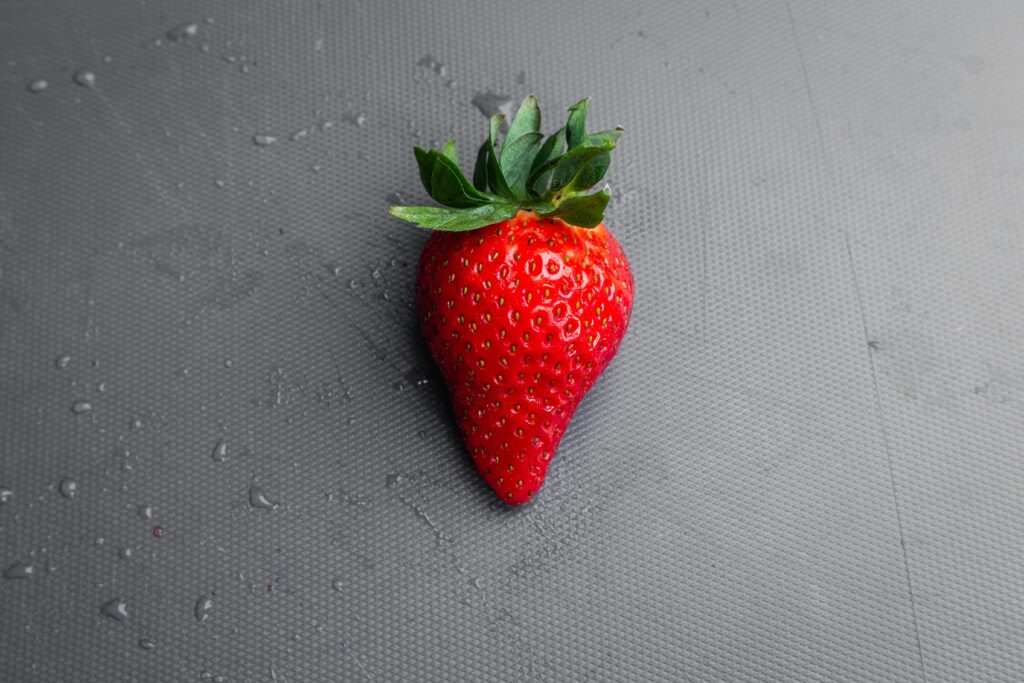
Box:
[2,1,1022,681]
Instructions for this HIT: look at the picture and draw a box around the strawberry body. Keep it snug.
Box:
[417,211,633,504]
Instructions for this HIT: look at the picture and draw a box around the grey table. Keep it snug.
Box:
[2,1,1022,681]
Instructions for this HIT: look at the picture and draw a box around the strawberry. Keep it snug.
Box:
[389,96,633,505]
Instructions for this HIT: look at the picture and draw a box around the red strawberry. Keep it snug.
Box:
[390,96,633,504]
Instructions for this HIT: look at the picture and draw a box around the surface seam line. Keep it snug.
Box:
[844,231,929,683]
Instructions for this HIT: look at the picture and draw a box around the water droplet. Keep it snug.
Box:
[120,547,134,559]
[166,22,199,42]
[252,134,277,147]
[97,382,107,393]
[55,355,71,369]
[211,438,228,462]
[71,400,93,414]
[214,179,226,188]
[317,119,335,132]
[341,112,366,127]
[417,55,447,77]
[73,70,96,88]
[405,369,430,387]
[224,359,234,368]
[194,595,214,622]
[0,487,12,504]
[139,639,156,650]
[248,484,278,509]
[137,505,154,520]
[94,537,106,546]
[289,128,309,141]
[58,478,78,499]
[4,561,35,579]
[310,164,323,174]
[331,579,343,592]
[471,92,514,124]
[348,278,359,289]
[471,577,483,589]
[101,598,129,621]
[385,474,402,489]
[27,79,48,93]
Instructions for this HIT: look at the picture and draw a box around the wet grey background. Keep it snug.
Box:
[2,1,1022,681]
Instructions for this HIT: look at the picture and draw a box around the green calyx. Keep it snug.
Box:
[388,96,622,232]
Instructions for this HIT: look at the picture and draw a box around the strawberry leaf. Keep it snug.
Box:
[528,127,566,195]
[559,150,611,195]
[426,150,492,208]
[500,96,542,198]
[441,139,459,165]
[543,186,611,228]
[565,98,590,150]
[548,143,615,193]
[472,141,489,192]
[585,127,623,147]
[413,146,437,196]
[388,203,519,232]
[485,114,514,200]
[502,96,540,157]
[500,131,543,199]
[530,139,616,195]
